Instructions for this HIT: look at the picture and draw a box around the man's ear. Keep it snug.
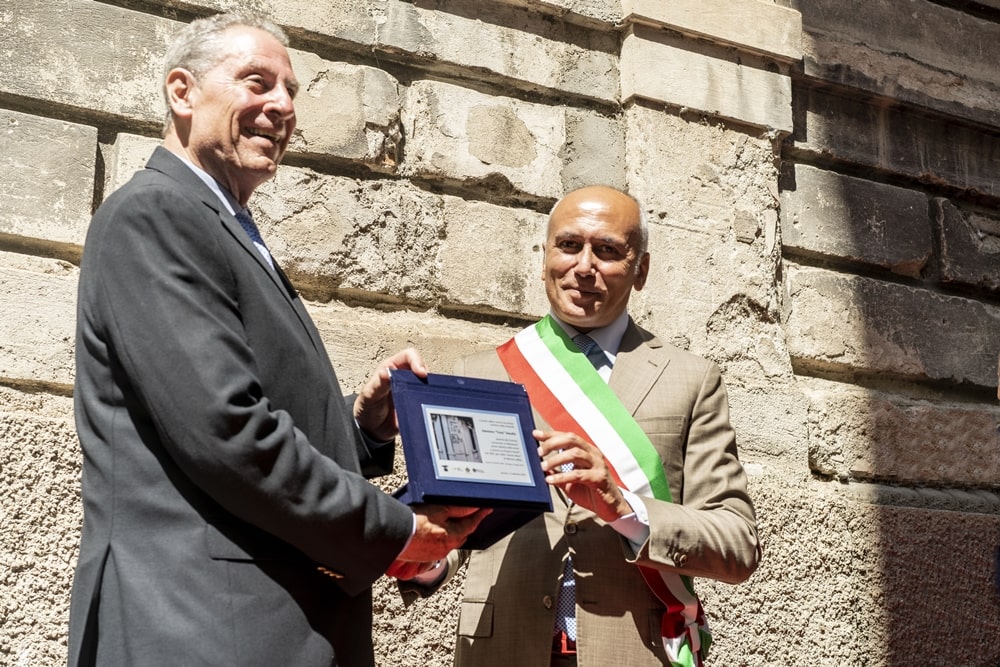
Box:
[165,68,197,121]
[633,252,650,291]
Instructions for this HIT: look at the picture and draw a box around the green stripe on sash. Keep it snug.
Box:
[536,316,673,502]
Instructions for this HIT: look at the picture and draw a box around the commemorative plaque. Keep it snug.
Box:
[390,370,552,549]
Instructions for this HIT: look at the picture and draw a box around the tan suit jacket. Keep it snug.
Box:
[445,319,760,667]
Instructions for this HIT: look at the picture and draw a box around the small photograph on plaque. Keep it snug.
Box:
[390,370,553,549]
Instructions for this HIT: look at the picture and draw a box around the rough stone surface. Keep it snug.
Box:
[401,80,571,199]
[0,253,78,388]
[625,108,783,360]
[797,0,1000,127]
[0,0,171,127]
[802,376,1000,486]
[624,0,802,61]
[287,54,403,168]
[0,388,79,667]
[780,163,933,277]
[399,79,627,198]
[377,0,619,101]
[793,85,1000,200]
[102,133,160,199]
[0,111,96,248]
[785,263,1000,387]
[622,25,794,133]
[934,198,1000,292]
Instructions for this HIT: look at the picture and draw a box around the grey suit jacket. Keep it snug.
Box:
[68,147,413,667]
[445,320,760,667]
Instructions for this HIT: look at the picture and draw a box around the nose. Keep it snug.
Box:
[266,84,295,120]
[574,245,596,274]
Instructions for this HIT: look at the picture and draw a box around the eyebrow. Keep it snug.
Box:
[554,231,626,246]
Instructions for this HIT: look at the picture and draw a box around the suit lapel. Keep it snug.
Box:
[145,146,326,357]
[217,210,329,357]
[608,320,670,416]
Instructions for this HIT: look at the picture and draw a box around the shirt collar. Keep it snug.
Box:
[174,154,242,216]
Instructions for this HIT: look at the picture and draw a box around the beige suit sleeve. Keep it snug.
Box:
[629,357,761,584]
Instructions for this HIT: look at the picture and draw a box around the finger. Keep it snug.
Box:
[414,503,485,520]
[383,347,428,378]
[451,508,492,539]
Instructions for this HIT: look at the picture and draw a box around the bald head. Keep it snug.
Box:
[542,185,650,332]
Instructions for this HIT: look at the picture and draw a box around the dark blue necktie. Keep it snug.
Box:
[235,209,273,268]
[235,209,266,247]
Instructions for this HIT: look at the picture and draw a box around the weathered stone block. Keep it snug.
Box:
[560,110,627,191]
[780,164,932,278]
[288,54,402,169]
[401,80,624,199]
[0,110,97,247]
[624,0,802,62]
[793,85,1000,199]
[933,198,1000,292]
[624,107,783,359]
[103,134,160,199]
[797,0,1000,128]
[437,197,548,317]
[0,253,77,387]
[253,173,446,304]
[0,0,169,128]
[785,263,1000,387]
[497,0,620,24]
[261,0,618,102]
[727,384,809,459]
[621,25,793,133]
[860,501,1000,663]
[378,1,618,101]
[626,108,780,242]
[701,472,1000,664]
[305,301,514,393]
[801,376,1000,486]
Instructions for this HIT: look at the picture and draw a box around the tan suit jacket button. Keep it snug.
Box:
[675,553,688,567]
[543,595,554,609]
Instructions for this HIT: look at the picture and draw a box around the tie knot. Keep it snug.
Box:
[572,334,596,354]
[572,334,606,370]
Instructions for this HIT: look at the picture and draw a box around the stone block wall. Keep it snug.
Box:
[1,0,998,664]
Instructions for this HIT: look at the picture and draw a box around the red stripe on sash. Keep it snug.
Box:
[497,338,626,488]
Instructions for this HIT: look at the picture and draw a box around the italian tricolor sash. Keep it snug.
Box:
[496,315,711,667]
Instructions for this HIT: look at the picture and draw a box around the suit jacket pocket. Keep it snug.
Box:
[457,600,494,638]
[636,415,686,435]
[636,415,687,500]
[205,522,300,562]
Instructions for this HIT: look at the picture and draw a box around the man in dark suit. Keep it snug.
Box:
[68,13,486,667]
[402,185,761,666]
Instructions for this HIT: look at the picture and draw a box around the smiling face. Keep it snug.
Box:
[542,186,649,333]
[164,26,298,205]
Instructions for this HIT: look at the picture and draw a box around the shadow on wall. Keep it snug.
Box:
[781,60,1000,665]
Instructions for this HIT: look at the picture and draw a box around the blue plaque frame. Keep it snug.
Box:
[390,370,552,549]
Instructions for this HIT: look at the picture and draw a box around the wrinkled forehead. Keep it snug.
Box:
[546,198,642,246]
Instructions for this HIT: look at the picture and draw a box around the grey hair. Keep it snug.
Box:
[161,13,289,132]
[547,186,649,256]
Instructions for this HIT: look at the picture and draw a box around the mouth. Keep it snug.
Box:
[244,127,284,144]
[565,285,602,299]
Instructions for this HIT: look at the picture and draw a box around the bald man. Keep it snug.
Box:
[401,185,761,667]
